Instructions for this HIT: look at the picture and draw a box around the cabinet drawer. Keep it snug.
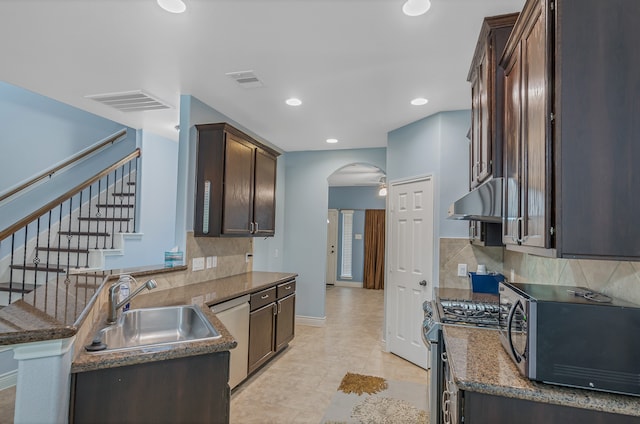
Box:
[277,280,296,299]
[250,287,276,311]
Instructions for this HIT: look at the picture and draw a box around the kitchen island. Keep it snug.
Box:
[70,270,296,424]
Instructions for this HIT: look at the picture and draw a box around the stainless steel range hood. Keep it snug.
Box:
[448,178,503,223]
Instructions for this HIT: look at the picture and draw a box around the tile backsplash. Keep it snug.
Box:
[439,238,640,305]
[148,232,253,291]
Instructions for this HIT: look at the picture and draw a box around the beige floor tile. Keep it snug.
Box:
[230,286,428,423]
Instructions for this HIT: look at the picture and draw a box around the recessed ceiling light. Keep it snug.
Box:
[326,138,338,144]
[411,97,429,106]
[402,0,431,16]
[286,98,302,106]
[157,0,186,14]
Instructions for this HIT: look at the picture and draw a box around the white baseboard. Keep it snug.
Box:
[295,315,326,327]
[0,370,17,390]
[335,280,363,288]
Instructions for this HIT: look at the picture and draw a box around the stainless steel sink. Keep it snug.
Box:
[86,305,221,353]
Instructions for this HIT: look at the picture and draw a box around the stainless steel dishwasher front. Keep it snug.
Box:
[211,295,250,389]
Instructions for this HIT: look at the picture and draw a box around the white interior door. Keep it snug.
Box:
[386,177,434,369]
[326,209,338,285]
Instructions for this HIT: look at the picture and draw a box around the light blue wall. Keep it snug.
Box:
[282,149,386,319]
[0,81,126,192]
[328,186,385,283]
[387,110,470,286]
[104,130,179,268]
[328,186,386,210]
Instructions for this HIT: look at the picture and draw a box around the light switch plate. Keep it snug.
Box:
[192,257,205,271]
[457,263,468,277]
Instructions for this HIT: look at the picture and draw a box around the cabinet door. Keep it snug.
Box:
[71,352,230,424]
[248,302,276,374]
[223,134,255,235]
[275,293,295,352]
[470,76,481,188]
[478,45,492,183]
[503,44,522,246]
[520,3,549,248]
[253,148,277,236]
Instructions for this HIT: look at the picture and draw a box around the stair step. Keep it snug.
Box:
[95,204,134,208]
[0,282,38,294]
[77,217,131,222]
[112,193,135,197]
[59,231,110,237]
[9,264,65,273]
[36,247,90,254]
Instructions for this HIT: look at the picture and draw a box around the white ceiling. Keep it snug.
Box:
[0,0,524,154]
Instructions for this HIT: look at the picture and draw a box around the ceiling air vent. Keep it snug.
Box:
[226,70,264,88]
[85,90,172,112]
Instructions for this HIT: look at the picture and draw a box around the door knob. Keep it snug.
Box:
[419,280,427,286]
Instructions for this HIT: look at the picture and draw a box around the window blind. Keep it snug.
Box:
[340,210,354,279]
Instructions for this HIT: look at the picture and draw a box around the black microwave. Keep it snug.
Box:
[498,281,640,396]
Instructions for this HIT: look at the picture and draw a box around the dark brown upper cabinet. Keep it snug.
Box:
[468,13,519,189]
[195,123,279,237]
[500,0,640,260]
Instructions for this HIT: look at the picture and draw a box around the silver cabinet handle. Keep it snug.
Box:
[250,222,254,233]
[254,222,259,233]
[261,294,270,300]
[278,301,282,314]
[516,217,524,243]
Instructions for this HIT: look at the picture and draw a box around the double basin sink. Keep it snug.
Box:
[86,305,221,353]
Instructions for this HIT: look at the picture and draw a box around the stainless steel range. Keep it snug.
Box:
[422,296,503,424]
[437,298,508,328]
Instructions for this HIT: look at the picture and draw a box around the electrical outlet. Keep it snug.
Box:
[457,263,468,277]
[510,268,515,282]
[245,253,253,263]
[206,256,217,268]
[192,257,205,271]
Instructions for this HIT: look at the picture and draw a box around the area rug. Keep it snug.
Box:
[321,372,429,424]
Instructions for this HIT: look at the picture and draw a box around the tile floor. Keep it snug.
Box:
[230,286,429,423]
[0,286,428,424]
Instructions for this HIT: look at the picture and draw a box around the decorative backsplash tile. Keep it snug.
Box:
[439,238,640,305]
[438,238,503,290]
[149,232,253,291]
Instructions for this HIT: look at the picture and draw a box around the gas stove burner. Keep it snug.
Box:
[437,298,507,328]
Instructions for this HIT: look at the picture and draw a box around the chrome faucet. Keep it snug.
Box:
[107,276,157,324]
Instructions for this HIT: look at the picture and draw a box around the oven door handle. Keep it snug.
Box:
[507,300,523,363]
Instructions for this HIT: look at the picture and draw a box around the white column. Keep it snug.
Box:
[12,337,75,424]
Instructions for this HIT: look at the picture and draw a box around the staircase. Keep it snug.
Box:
[0,140,140,323]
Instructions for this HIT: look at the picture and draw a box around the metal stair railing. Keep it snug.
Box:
[0,148,140,324]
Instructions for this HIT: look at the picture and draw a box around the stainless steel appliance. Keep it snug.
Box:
[211,295,250,389]
[422,297,503,424]
[447,177,502,222]
[499,281,640,396]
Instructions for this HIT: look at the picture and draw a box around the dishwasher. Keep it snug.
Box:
[211,295,250,389]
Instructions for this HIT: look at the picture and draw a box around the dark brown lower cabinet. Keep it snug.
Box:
[275,293,295,351]
[70,352,230,424]
[463,391,639,424]
[248,302,276,374]
[248,280,296,375]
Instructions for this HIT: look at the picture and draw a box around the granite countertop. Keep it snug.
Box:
[71,271,297,373]
[442,325,640,417]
